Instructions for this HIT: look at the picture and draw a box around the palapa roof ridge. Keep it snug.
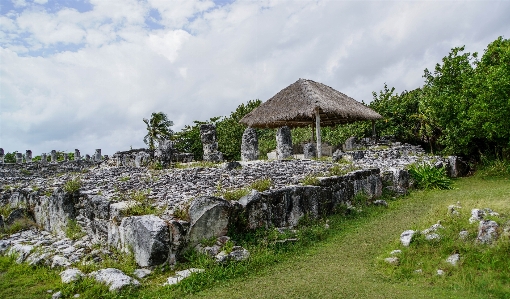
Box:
[239,78,382,128]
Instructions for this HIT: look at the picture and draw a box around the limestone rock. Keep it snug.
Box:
[51,255,71,268]
[373,200,388,207]
[60,268,84,283]
[223,161,241,171]
[241,127,259,161]
[89,268,140,291]
[118,215,171,267]
[8,243,34,263]
[343,136,358,151]
[303,143,317,159]
[228,246,250,261]
[133,268,152,279]
[276,126,292,160]
[400,230,415,247]
[436,269,445,276]
[0,240,11,254]
[469,209,485,224]
[447,156,469,178]
[425,233,441,241]
[390,250,402,255]
[446,254,460,266]
[476,220,499,244]
[384,257,399,265]
[52,291,62,299]
[200,124,223,162]
[188,196,232,246]
[459,230,469,240]
[422,222,444,235]
[448,204,461,216]
[164,268,204,286]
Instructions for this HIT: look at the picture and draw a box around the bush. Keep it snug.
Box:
[408,163,452,190]
[249,178,272,192]
[300,175,320,186]
[477,157,510,177]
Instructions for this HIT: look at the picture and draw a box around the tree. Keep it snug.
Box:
[143,112,174,150]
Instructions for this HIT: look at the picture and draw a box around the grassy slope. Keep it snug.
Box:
[1,176,508,299]
[186,176,510,299]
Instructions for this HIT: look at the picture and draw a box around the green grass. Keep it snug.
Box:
[300,174,320,186]
[328,163,360,176]
[63,177,82,193]
[123,190,161,216]
[65,219,86,240]
[1,175,509,298]
[408,163,452,190]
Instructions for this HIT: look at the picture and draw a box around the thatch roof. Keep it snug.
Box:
[239,78,383,128]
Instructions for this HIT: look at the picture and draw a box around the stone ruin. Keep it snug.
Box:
[0,131,471,289]
[200,124,223,162]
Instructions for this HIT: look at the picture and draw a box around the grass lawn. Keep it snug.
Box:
[1,175,509,298]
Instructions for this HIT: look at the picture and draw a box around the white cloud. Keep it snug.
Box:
[33,0,48,4]
[1,0,509,156]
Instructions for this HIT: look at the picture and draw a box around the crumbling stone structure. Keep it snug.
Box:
[200,124,223,162]
[26,150,32,163]
[241,127,258,161]
[276,126,292,160]
[303,143,317,159]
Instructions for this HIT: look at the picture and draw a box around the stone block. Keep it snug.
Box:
[241,127,259,161]
[276,126,292,160]
[188,196,232,246]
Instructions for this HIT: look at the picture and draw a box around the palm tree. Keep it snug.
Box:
[143,112,174,150]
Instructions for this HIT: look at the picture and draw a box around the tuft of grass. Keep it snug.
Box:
[175,161,219,169]
[248,177,272,192]
[328,163,360,176]
[300,174,320,186]
[218,188,250,201]
[1,218,35,237]
[408,163,452,190]
[63,177,81,193]
[123,190,161,216]
[65,219,86,240]
[119,176,131,182]
[20,169,32,176]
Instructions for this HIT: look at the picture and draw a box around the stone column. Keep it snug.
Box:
[276,126,292,160]
[41,153,47,165]
[157,140,173,167]
[85,154,90,161]
[51,150,57,163]
[26,150,32,163]
[16,153,23,164]
[303,143,317,159]
[74,149,81,161]
[200,124,223,162]
[241,127,259,161]
[0,148,4,163]
[64,153,69,162]
[94,149,102,162]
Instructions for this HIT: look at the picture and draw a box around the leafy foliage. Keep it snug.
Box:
[63,177,81,193]
[408,163,452,190]
[143,112,174,150]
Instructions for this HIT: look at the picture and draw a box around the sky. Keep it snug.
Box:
[1,0,509,156]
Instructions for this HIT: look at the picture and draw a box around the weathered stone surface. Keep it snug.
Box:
[89,268,140,291]
[223,161,241,170]
[118,215,171,267]
[226,246,250,262]
[51,255,71,268]
[448,156,469,178]
[156,140,173,167]
[51,150,57,163]
[390,249,402,255]
[26,150,32,163]
[164,268,205,286]
[303,143,317,159]
[400,230,415,247]
[188,196,232,246]
[448,204,461,216]
[384,257,399,265]
[241,127,259,161]
[373,200,388,207]
[425,233,440,241]
[200,124,223,162]
[8,243,34,262]
[133,268,152,279]
[0,148,4,163]
[332,149,343,162]
[60,268,84,283]
[94,149,102,162]
[32,189,78,236]
[343,136,358,151]
[422,222,444,235]
[52,291,62,299]
[436,269,445,276]
[0,240,9,254]
[469,209,485,224]
[16,153,23,164]
[276,126,292,160]
[446,254,460,266]
[5,208,30,226]
[476,220,499,244]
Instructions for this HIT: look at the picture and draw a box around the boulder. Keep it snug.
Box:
[89,268,140,291]
[446,254,460,266]
[476,220,499,244]
[5,208,31,226]
[223,161,241,171]
[118,215,171,267]
[241,127,259,161]
[8,243,33,263]
[0,240,11,254]
[60,268,84,283]
[384,257,399,265]
[469,209,485,224]
[164,268,205,286]
[51,255,71,268]
[331,149,344,162]
[133,269,152,279]
[343,136,358,151]
[188,196,232,246]
[400,230,415,247]
[447,156,469,178]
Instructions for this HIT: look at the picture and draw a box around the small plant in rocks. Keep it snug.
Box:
[124,190,160,216]
[300,174,320,186]
[249,177,272,192]
[65,219,86,240]
[328,164,360,176]
[63,177,82,193]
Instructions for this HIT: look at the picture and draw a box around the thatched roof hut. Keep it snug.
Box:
[239,78,382,128]
[239,78,383,158]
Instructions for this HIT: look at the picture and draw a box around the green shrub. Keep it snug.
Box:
[408,163,452,190]
[219,188,250,201]
[477,157,510,177]
[328,164,360,176]
[249,178,272,192]
[124,190,160,216]
[63,177,81,193]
